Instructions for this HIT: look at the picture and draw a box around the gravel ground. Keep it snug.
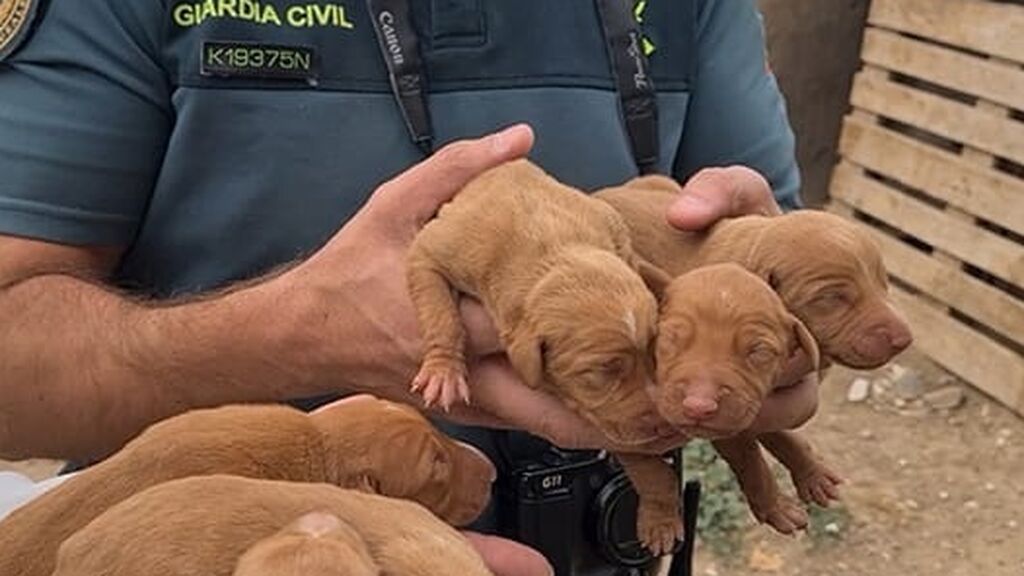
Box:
[693,349,1024,576]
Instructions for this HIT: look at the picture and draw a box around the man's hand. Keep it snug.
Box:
[270,125,685,453]
[463,532,554,576]
[750,361,820,434]
[667,166,781,231]
[667,166,816,431]
[272,124,535,394]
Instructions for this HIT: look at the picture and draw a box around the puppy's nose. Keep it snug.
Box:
[870,323,912,354]
[681,396,718,420]
[455,441,497,483]
[882,304,913,353]
[887,323,913,352]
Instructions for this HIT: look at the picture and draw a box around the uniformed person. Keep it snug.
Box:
[0,1,820,574]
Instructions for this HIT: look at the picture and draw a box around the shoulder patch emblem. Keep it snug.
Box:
[0,0,38,61]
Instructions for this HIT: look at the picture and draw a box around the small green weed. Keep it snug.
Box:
[681,441,750,558]
[806,502,852,545]
[681,441,853,559]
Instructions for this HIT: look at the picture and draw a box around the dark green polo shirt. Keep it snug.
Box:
[0,0,800,296]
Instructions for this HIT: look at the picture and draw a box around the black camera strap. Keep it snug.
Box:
[368,0,661,174]
[669,480,702,576]
[366,0,434,155]
[595,0,660,175]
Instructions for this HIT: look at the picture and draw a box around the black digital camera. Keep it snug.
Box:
[492,433,699,576]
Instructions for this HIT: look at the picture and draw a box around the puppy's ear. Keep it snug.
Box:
[507,329,546,389]
[791,316,821,374]
[637,259,673,300]
[428,443,452,481]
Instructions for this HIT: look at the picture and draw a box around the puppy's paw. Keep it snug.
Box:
[793,462,843,507]
[754,495,808,535]
[411,360,470,411]
[637,507,683,557]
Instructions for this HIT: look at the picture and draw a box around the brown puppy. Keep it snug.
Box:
[596,177,912,367]
[52,476,494,576]
[598,178,911,534]
[408,159,668,447]
[0,396,495,576]
[618,264,819,554]
[233,512,380,576]
[650,265,819,436]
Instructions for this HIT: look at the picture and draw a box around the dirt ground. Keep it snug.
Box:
[693,349,1024,576]
[3,350,1021,575]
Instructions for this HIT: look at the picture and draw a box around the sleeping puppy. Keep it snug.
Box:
[233,512,380,576]
[597,177,911,534]
[595,176,912,367]
[648,265,820,437]
[617,264,819,554]
[52,476,494,576]
[0,396,495,576]
[407,159,669,447]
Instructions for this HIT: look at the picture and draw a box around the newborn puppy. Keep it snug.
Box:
[233,512,380,576]
[598,178,911,533]
[596,177,912,367]
[617,264,818,554]
[654,267,829,533]
[0,396,495,576]
[650,265,819,436]
[52,476,493,576]
[408,159,668,446]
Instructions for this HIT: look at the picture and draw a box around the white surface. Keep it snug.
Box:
[0,472,72,521]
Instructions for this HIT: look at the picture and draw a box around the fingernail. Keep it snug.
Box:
[668,195,714,226]
[489,124,531,156]
[676,194,713,213]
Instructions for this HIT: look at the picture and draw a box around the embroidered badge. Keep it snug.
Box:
[0,0,37,61]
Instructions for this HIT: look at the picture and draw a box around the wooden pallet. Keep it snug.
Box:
[827,0,1024,416]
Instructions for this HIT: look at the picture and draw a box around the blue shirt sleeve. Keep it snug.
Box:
[672,0,803,209]
[0,0,171,245]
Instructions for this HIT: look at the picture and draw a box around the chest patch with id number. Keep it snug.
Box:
[0,0,39,61]
[200,40,319,83]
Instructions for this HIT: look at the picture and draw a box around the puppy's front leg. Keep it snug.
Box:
[615,452,682,556]
[759,431,842,507]
[407,257,470,410]
[712,436,808,535]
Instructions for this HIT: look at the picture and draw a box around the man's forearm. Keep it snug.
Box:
[0,273,319,461]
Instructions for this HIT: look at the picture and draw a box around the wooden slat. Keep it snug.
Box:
[869,0,1024,65]
[850,71,1024,166]
[891,286,1024,415]
[830,162,1024,287]
[862,225,1024,347]
[838,115,1024,234]
[861,28,1024,112]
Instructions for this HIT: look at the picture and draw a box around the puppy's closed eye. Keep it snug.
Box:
[595,357,626,378]
[746,342,780,367]
[808,287,856,315]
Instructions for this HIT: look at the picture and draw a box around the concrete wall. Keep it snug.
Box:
[759,0,869,206]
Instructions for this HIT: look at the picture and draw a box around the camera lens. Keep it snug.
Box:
[590,472,656,568]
